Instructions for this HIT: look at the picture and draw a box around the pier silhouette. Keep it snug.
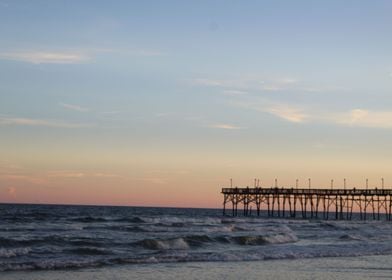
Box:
[222,181,392,220]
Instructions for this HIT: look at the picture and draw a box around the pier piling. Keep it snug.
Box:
[221,187,392,220]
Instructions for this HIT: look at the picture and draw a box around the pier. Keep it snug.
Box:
[222,187,392,220]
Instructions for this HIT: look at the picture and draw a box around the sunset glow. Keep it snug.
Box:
[1,1,392,208]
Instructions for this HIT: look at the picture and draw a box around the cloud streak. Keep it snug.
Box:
[192,76,300,92]
[0,117,91,128]
[47,171,121,179]
[0,51,89,64]
[101,48,166,57]
[60,103,90,112]
[222,89,248,96]
[207,123,243,130]
[331,109,392,129]
[265,104,308,123]
[0,46,166,64]
[192,75,349,95]
[263,105,392,128]
[231,97,392,129]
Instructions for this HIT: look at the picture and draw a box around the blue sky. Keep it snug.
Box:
[1,1,392,206]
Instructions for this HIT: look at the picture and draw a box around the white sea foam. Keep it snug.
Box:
[142,216,222,225]
[0,247,31,258]
[140,238,190,250]
[263,233,298,244]
[232,232,298,245]
[339,234,363,241]
[3,205,392,272]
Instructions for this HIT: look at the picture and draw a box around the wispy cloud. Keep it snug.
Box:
[91,172,121,178]
[231,95,392,129]
[193,78,227,87]
[155,112,174,118]
[222,89,248,96]
[0,46,166,64]
[0,117,91,128]
[0,166,120,188]
[101,48,165,57]
[207,123,243,130]
[0,161,22,172]
[331,109,392,129]
[60,103,90,112]
[268,106,392,128]
[48,172,85,178]
[193,77,266,90]
[229,98,308,123]
[265,104,308,123]
[192,76,299,92]
[0,163,39,185]
[47,171,121,179]
[264,105,392,128]
[192,75,350,96]
[0,51,89,64]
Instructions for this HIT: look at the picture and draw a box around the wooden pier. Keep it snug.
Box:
[222,187,392,220]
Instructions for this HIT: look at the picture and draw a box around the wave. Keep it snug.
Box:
[0,227,37,232]
[93,224,236,233]
[339,234,363,241]
[3,205,392,272]
[111,217,147,223]
[0,237,37,247]
[1,212,55,221]
[184,235,215,246]
[0,236,108,248]
[0,225,82,233]
[0,259,108,272]
[69,217,108,223]
[107,216,212,224]
[320,221,360,230]
[0,247,31,258]
[66,247,112,256]
[232,233,298,245]
[84,225,150,232]
[4,246,392,272]
[136,235,225,250]
[136,238,190,250]
[135,232,298,251]
[140,216,223,225]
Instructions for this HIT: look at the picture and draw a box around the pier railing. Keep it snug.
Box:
[221,187,392,220]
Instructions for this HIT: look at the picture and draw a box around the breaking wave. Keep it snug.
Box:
[137,238,190,250]
[0,248,31,258]
[2,204,392,272]
[135,232,298,251]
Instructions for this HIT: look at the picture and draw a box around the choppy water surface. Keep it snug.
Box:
[1,204,392,271]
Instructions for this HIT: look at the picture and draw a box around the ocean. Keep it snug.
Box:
[1,204,392,279]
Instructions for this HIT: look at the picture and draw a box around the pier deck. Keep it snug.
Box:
[222,187,392,220]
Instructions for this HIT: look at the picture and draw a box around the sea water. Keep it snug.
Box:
[1,204,392,278]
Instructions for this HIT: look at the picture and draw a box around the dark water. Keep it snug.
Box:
[1,204,392,272]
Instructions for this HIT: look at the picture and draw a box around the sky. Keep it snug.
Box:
[1,1,392,208]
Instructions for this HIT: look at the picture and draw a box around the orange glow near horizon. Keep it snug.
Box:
[1,152,391,208]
